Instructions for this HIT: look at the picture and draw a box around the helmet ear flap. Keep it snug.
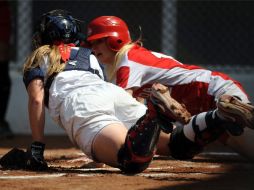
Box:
[106,36,124,51]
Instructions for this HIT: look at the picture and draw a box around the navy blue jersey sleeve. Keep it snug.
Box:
[23,67,45,88]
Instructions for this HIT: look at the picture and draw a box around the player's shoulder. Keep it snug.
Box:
[127,46,166,66]
[71,46,92,54]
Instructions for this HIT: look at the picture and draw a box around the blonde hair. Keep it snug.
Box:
[23,45,66,78]
[106,42,139,82]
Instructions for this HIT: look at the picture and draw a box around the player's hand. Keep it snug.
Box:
[26,141,48,171]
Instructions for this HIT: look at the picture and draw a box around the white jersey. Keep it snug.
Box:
[114,45,250,115]
[39,47,147,158]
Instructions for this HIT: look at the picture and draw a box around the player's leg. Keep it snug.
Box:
[116,105,161,173]
[169,111,226,159]
[226,128,254,160]
[156,131,171,156]
[74,83,162,174]
[149,83,197,157]
[92,109,161,174]
[151,83,254,159]
[169,94,254,160]
[115,83,192,173]
[93,83,188,173]
[92,123,128,167]
[90,105,160,173]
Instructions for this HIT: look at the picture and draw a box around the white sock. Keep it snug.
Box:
[183,112,208,142]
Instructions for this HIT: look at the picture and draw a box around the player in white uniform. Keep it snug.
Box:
[23,10,195,173]
[86,16,254,161]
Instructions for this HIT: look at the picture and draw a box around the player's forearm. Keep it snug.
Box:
[28,98,45,142]
[27,79,46,143]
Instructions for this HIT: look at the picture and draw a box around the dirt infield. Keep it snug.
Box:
[0,135,254,190]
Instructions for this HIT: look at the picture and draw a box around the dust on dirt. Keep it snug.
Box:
[0,135,253,190]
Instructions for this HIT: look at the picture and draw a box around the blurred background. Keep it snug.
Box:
[2,0,254,135]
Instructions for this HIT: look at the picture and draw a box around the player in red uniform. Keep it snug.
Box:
[86,16,254,160]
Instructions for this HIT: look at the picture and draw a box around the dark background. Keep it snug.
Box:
[9,0,254,67]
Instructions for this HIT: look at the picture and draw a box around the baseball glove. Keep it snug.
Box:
[0,148,27,169]
[0,142,48,171]
[151,83,192,124]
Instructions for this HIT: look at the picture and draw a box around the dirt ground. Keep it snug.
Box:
[0,135,254,190]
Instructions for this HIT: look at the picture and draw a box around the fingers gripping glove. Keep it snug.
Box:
[26,141,48,171]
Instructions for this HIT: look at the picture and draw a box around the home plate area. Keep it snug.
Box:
[0,136,254,190]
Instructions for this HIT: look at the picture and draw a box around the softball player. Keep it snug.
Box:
[86,16,254,160]
[23,10,193,173]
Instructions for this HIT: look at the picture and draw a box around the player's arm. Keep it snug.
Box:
[27,78,45,142]
[26,78,48,170]
[0,79,47,171]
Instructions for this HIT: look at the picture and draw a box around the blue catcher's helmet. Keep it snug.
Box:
[32,9,80,48]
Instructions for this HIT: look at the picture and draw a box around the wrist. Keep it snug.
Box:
[30,141,45,158]
[31,141,45,149]
[26,141,48,171]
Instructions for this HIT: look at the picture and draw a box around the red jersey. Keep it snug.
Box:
[115,45,248,115]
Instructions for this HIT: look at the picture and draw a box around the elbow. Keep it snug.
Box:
[29,96,44,107]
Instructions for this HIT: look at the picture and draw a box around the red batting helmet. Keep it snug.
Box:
[87,16,131,51]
